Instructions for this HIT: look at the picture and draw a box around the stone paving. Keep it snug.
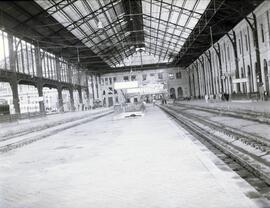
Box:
[0,106,266,208]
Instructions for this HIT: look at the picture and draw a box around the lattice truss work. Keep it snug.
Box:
[35,0,210,67]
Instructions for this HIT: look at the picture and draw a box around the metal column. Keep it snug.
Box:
[8,34,20,114]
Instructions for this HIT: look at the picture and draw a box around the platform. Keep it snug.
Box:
[0,108,111,139]
[0,106,267,208]
[176,100,270,114]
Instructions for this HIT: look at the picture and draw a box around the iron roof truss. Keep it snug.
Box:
[1,0,261,71]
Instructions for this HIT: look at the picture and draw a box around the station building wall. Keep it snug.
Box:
[187,0,270,97]
[100,68,189,107]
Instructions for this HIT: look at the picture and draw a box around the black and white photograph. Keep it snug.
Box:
[0,0,270,207]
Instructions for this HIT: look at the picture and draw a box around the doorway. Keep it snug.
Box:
[170,88,176,99]
[177,87,183,98]
[264,59,269,93]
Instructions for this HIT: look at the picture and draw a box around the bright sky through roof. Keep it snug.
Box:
[35,0,210,67]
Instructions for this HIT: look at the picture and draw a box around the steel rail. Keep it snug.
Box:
[159,104,270,194]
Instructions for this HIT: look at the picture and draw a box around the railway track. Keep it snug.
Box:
[1,110,113,141]
[159,104,270,201]
[0,110,113,153]
[174,102,270,125]
[169,105,270,152]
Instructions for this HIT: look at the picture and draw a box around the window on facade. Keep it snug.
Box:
[108,87,113,94]
[239,39,242,54]
[142,74,147,81]
[261,24,265,43]
[131,75,136,81]
[176,72,181,79]
[109,77,112,85]
[253,34,256,47]
[221,50,224,63]
[267,11,270,45]
[158,72,163,79]
[241,67,245,78]
[101,78,104,85]
[123,76,129,81]
[150,73,155,77]
[113,77,117,82]
[105,78,108,85]
[245,34,248,51]
[169,73,175,79]
[227,46,230,61]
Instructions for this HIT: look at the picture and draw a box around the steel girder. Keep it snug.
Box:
[173,0,264,67]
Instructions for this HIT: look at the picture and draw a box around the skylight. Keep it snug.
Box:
[35,0,210,68]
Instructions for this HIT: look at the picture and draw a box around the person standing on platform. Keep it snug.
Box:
[141,100,146,111]
[259,83,265,101]
[205,94,209,103]
[152,99,156,106]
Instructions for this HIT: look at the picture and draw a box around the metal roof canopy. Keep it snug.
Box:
[0,0,111,70]
[0,0,265,72]
[34,0,210,68]
[173,0,264,67]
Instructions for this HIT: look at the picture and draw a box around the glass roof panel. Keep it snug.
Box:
[195,0,210,13]
[173,0,185,7]
[73,1,88,16]
[178,15,188,27]
[170,12,180,24]
[185,0,198,11]
[89,0,100,11]
[152,4,160,18]
[63,7,79,21]
[35,0,210,67]
[160,8,169,20]
[186,19,199,29]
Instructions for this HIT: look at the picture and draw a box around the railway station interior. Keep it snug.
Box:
[0,0,270,207]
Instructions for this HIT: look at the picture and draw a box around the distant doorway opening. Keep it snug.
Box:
[247,65,254,92]
[177,87,183,98]
[264,59,269,93]
[108,97,113,107]
[170,88,176,99]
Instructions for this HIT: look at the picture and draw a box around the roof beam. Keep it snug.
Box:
[143,13,193,32]
[122,0,145,48]
[173,0,225,66]
[148,0,203,16]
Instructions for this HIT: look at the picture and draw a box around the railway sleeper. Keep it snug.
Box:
[172,106,270,153]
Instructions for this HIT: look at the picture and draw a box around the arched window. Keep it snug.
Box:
[264,59,269,93]
[177,87,183,98]
[247,65,254,92]
[192,73,196,96]
[241,67,244,78]
[170,88,176,99]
